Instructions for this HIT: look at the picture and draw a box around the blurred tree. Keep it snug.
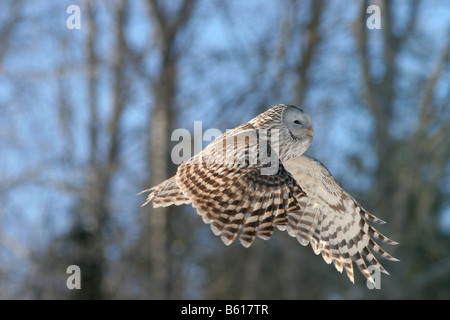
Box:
[138,0,198,299]
[31,0,133,299]
[0,0,448,300]
[353,0,450,298]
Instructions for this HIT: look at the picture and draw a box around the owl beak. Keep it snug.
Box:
[307,127,313,137]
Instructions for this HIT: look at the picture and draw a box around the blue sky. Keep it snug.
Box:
[1,0,449,297]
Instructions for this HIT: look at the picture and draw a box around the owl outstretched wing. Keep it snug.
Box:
[176,155,305,248]
[143,123,307,248]
[282,155,398,283]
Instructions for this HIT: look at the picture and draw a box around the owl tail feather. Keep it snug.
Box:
[139,176,191,208]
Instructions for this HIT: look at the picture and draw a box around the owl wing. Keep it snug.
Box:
[176,144,306,248]
[282,155,398,283]
[140,128,398,283]
[141,126,307,248]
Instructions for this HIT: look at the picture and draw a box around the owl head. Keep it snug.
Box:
[250,104,313,162]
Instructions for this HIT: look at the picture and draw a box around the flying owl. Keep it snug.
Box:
[140,104,398,284]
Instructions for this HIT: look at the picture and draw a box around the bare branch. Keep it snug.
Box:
[0,0,23,64]
[147,0,196,60]
[351,1,378,115]
[414,34,450,139]
[294,0,325,105]
[108,0,129,166]
[87,1,99,166]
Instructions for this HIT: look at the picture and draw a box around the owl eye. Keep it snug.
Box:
[293,120,302,125]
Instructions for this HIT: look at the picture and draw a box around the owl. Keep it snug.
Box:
[140,104,398,284]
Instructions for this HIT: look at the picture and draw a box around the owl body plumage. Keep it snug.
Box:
[141,104,398,284]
